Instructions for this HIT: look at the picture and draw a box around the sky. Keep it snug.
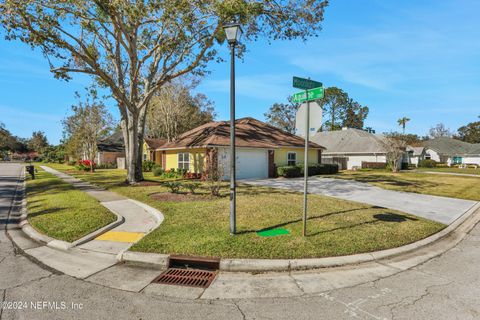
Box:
[1,0,479,144]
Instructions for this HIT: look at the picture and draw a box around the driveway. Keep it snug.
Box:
[243,177,478,224]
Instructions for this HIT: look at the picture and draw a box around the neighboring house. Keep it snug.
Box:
[143,138,167,164]
[406,146,426,167]
[311,128,392,170]
[153,117,325,180]
[94,131,126,166]
[422,137,480,166]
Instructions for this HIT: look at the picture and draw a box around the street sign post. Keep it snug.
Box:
[292,87,324,104]
[292,77,324,237]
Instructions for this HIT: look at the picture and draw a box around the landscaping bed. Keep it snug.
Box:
[26,167,117,242]
[44,163,445,259]
[325,169,480,201]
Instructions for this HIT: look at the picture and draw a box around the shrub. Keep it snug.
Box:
[296,164,339,176]
[436,163,449,168]
[75,159,96,172]
[152,167,164,177]
[183,182,201,194]
[277,166,302,178]
[97,162,117,169]
[142,160,156,172]
[163,181,182,193]
[419,159,437,168]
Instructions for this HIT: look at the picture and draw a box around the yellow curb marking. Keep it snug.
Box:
[95,231,145,243]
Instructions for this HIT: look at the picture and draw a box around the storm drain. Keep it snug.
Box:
[152,268,217,288]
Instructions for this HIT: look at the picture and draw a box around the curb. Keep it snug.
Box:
[120,201,480,272]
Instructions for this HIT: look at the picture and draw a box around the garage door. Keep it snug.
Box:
[218,148,269,180]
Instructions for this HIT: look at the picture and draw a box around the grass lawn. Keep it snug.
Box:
[43,163,445,259]
[325,170,480,201]
[26,167,116,242]
[416,167,480,175]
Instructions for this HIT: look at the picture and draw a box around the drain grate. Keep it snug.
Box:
[152,268,217,288]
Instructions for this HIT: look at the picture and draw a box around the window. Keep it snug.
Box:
[287,152,296,166]
[425,153,431,160]
[178,153,190,171]
[143,153,147,161]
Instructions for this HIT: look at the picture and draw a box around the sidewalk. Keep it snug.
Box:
[14,165,163,279]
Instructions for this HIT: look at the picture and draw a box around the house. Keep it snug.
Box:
[311,128,392,170]
[153,117,325,180]
[143,138,167,164]
[406,146,426,167]
[422,137,480,166]
[95,131,125,166]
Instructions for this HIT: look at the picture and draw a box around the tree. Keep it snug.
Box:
[1,1,328,183]
[429,123,453,139]
[342,99,369,129]
[456,116,480,143]
[264,96,297,134]
[397,117,410,134]
[380,133,407,173]
[146,79,216,141]
[320,87,368,131]
[62,87,114,172]
[27,131,49,154]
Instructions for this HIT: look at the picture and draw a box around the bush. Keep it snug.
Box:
[152,166,164,176]
[277,166,302,178]
[75,159,96,171]
[97,162,117,169]
[419,159,437,168]
[142,160,156,172]
[183,182,201,194]
[297,164,339,176]
[436,163,449,168]
[163,181,182,193]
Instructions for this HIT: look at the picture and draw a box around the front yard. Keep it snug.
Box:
[26,167,116,242]
[326,169,480,201]
[416,167,480,175]
[42,163,445,259]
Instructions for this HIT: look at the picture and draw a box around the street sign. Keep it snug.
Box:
[293,76,323,90]
[292,87,324,103]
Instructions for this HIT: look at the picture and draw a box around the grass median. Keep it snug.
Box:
[26,167,116,242]
[44,163,446,259]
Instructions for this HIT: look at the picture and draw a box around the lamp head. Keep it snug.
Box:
[223,22,242,45]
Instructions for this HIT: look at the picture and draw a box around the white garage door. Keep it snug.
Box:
[218,148,269,180]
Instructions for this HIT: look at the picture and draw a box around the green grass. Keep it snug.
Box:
[26,167,117,242]
[43,163,445,259]
[326,170,480,201]
[416,167,480,175]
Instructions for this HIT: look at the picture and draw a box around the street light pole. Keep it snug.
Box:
[223,22,242,235]
[229,42,236,235]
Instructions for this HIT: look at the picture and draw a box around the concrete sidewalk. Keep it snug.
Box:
[243,177,478,224]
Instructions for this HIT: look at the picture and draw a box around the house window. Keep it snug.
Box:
[178,153,190,171]
[425,153,431,160]
[287,152,297,166]
[143,153,147,161]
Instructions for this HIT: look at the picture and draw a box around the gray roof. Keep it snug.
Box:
[312,128,387,154]
[406,146,425,156]
[98,131,125,153]
[423,137,480,156]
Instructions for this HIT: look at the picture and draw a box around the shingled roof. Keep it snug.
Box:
[97,131,125,152]
[157,117,325,150]
[423,137,480,156]
[144,137,167,149]
[312,128,387,154]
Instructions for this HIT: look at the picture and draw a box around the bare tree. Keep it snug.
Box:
[62,87,114,172]
[380,134,407,173]
[429,123,453,139]
[1,1,328,183]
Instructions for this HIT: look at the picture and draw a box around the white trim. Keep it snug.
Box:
[287,151,297,166]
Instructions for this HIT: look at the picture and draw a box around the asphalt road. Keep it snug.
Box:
[1,162,479,320]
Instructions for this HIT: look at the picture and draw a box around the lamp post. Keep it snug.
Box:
[223,22,242,235]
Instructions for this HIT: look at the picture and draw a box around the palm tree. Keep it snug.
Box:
[397,117,410,134]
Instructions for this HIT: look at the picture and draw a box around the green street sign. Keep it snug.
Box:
[293,76,323,90]
[292,87,324,103]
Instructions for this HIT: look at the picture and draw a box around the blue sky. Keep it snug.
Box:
[1,0,479,144]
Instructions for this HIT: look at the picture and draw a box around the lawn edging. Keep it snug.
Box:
[119,201,480,272]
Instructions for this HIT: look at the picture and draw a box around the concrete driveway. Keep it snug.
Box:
[243,177,478,224]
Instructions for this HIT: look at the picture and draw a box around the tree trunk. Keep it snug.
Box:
[122,109,145,184]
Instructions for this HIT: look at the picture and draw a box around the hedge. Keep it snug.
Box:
[418,159,437,168]
[277,164,339,178]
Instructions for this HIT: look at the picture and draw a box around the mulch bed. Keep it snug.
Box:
[150,192,214,202]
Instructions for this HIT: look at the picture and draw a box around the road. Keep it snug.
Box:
[1,162,479,319]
